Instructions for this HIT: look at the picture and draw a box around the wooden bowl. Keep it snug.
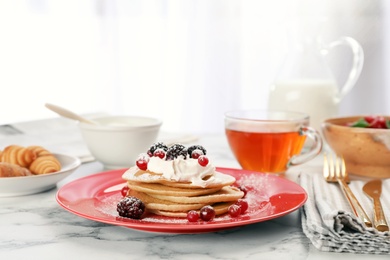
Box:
[322,116,390,178]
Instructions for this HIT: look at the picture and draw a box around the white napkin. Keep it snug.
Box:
[300,172,390,254]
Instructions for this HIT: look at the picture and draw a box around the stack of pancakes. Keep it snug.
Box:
[122,170,244,218]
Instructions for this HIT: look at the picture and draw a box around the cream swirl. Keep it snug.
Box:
[146,156,215,187]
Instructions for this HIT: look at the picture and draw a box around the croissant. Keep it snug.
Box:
[29,155,61,175]
[0,145,37,168]
[0,162,32,177]
[27,145,52,157]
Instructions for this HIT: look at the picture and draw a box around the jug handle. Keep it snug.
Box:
[322,37,364,103]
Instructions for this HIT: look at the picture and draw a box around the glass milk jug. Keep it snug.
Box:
[268,34,364,131]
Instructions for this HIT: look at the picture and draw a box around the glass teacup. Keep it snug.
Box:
[225,110,322,174]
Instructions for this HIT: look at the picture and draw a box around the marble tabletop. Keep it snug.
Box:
[1,134,388,260]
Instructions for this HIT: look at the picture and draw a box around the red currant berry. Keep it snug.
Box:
[153,149,166,159]
[236,199,248,214]
[199,205,215,221]
[121,185,129,197]
[187,210,199,222]
[236,186,247,197]
[136,159,148,170]
[198,155,209,167]
[136,153,150,170]
[191,149,204,159]
[228,204,242,218]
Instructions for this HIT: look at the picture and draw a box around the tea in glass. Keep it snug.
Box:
[225,110,322,174]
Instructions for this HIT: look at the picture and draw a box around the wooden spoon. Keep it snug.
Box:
[45,103,97,125]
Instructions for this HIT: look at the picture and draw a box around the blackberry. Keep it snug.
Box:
[166,144,187,160]
[147,142,168,156]
[117,196,145,219]
[187,145,207,158]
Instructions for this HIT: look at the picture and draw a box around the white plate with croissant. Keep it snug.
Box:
[0,146,81,197]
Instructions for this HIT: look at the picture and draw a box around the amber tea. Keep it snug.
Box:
[225,110,322,174]
[226,129,306,173]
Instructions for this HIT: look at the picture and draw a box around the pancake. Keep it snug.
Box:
[127,181,221,197]
[147,186,244,204]
[128,189,206,211]
[124,170,243,218]
[123,169,236,188]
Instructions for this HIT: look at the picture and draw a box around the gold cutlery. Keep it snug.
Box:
[323,153,372,227]
[363,179,389,232]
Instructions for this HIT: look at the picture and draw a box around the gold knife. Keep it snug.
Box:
[362,179,389,232]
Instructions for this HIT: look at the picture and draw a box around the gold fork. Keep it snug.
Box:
[323,153,372,227]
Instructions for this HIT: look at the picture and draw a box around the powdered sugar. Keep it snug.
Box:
[236,173,276,215]
[96,172,276,225]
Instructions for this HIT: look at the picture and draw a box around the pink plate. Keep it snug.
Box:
[56,167,307,233]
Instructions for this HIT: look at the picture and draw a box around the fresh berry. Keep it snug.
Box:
[117,196,145,219]
[147,142,169,156]
[198,155,209,166]
[166,144,187,160]
[228,204,242,217]
[153,148,166,159]
[199,205,215,221]
[136,153,150,170]
[187,145,207,158]
[236,199,248,214]
[350,115,390,129]
[190,149,204,159]
[136,160,148,170]
[187,210,199,222]
[364,116,376,124]
[236,186,247,198]
[121,185,129,197]
[370,116,386,129]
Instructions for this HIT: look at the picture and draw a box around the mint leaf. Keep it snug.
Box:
[350,118,370,128]
[386,119,390,129]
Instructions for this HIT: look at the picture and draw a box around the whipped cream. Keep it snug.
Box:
[146,157,216,187]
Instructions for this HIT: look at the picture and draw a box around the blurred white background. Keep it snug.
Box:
[0,0,389,133]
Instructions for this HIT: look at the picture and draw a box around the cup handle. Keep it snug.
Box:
[322,37,364,103]
[288,127,323,167]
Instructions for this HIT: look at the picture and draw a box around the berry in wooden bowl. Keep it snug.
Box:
[321,115,390,178]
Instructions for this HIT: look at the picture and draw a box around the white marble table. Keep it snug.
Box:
[1,134,388,260]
